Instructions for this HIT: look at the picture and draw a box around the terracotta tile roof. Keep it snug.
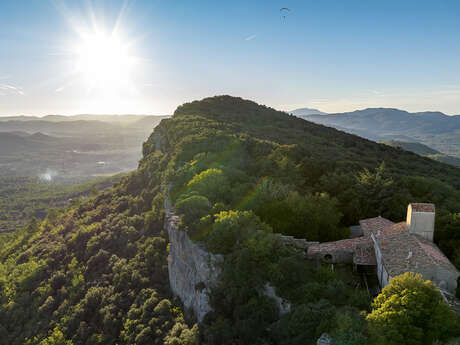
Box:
[359,217,394,237]
[416,236,458,272]
[380,222,408,237]
[308,236,372,255]
[375,232,423,276]
[374,231,458,277]
[410,203,435,213]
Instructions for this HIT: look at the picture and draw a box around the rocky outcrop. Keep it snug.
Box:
[165,199,222,322]
[263,283,291,315]
[317,333,332,345]
[152,124,167,152]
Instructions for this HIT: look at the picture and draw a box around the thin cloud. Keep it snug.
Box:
[245,34,257,41]
[310,98,329,104]
[0,84,24,96]
[433,89,460,95]
[371,90,385,97]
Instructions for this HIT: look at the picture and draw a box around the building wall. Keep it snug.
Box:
[374,260,458,294]
[381,266,390,287]
[307,247,355,264]
[371,233,390,288]
[407,208,435,242]
[432,267,459,294]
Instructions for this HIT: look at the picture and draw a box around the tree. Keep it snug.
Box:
[186,168,230,203]
[289,192,345,242]
[239,179,344,241]
[39,326,73,345]
[366,272,460,345]
[203,210,271,254]
[355,162,395,218]
[175,195,211,233]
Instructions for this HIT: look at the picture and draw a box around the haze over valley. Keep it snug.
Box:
[0,114,168,181]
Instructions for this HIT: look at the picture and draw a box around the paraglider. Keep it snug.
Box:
[280,7,291,20]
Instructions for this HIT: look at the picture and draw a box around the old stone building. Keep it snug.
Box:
[308,203,460,294]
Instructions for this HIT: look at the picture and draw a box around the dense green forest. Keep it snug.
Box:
[1,96,460,344]
[0,174,197,344]
[0,175,123,233]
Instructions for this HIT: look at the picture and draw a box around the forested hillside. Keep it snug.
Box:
[1,96,460,344]
[0,175,123,233]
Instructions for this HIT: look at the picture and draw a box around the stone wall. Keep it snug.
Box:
[263,283,291,315]
[275,234,319,253]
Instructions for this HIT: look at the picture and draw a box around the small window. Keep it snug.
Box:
[324,254,333,261]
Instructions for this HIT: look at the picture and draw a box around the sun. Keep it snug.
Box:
[55,3,144,113]
[74,31,135,92]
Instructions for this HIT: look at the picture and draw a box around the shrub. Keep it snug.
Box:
[366,272,460,345]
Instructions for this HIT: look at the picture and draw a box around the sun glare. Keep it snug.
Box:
[74,31,135,92]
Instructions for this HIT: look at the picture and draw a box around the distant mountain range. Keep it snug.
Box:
[0,114,164,123]
[302,108,460,165]
[381,140,460,167]
[0,115,169,136]
[0,131,101,154]
[382,140,440,155]
[289,107,327,116]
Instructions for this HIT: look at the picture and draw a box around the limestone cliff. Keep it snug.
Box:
[164,194,321,321]
[165,200,222,322]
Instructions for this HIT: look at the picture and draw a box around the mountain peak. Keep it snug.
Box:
[343,108,409,116]
[289,107,327,116]
[173,95,284,123]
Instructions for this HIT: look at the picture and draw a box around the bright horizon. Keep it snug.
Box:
[2,0,460,116]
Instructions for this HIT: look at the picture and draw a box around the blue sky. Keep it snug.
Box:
[1,0,460,115]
